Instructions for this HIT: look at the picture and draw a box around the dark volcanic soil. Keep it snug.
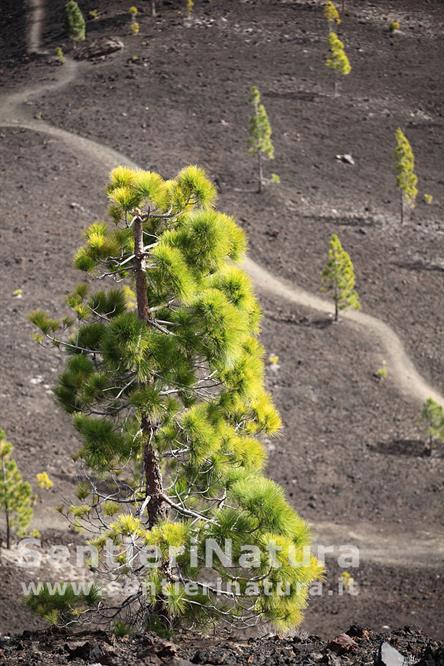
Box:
[0,0,443,646]
[2,625,444,665]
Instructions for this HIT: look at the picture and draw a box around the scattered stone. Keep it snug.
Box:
[77,36,124,61]
[336,153,355,165]
[328,633,359,654]
[377,641,406,665]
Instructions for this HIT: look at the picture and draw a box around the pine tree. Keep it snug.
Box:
[321,234,360,321]
[324,0,341,31]
[421,398,444,450]
[394,128,418,225]
[65,0,86,43]
[27,583,101,625]
[326,32,351,96]
[0,430,33,549]
[248,86,275,193]
[31,166,321,632]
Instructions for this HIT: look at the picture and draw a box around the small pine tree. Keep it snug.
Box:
[27,583,101,625]
[394,128,418,225]
[65,0,86,43]
[421,398,444,450]
[31,165,321,632]
[321,234,360,321]
[0,430,33,549]
[248,86,275,193]
[324,0,341,30]
[326,32,351,96]
[55,46,65,64]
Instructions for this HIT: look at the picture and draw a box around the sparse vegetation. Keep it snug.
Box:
[65,0,86,42]
[248,86,275,193]
[374,363,388,381]
[326,32,351,96]
[26,583,101,625]
[130,21,140,35]
[129,7,140,34]
[421,398,444,449]
[324,0,341,30]
[394,128,418,224]
[36,472,54,490]
[0,429,33,549]
[54,46,65,64]
[423,193,433,205]
[321,234,360,321]
[389,20,401,33]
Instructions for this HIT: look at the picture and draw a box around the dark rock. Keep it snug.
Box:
[77,37,124,61]
[415,647,444,665]
[328,633,358,654]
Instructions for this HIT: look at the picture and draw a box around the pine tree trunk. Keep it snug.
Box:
[334,77,339,98]
[133,216,165,527]
[400,190,404,225]
[152,0,156,17]
[142,415,165,527]
[334,286,339,322]
[1,457,10,549]
[258,152,263,193]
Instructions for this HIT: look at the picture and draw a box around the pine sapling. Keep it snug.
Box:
[394,128,418,224]
[321,234,360,321]
[65,0,86,43]
[248,86,275,193]
[31,165,321,632]
[27,583,101,625]
[55,46,65,64]
[0,430,33,549]
[420,398,444,452]
[326,32,351,96]
[324,0,341,31]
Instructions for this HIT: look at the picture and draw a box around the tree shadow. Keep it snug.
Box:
[372,439,442,458]
[265,312,334,329]
[302,214,377,229]
[394,259,444,274]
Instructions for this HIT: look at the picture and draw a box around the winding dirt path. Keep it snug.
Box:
[1,59,442,409]
[1,3,443,566]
